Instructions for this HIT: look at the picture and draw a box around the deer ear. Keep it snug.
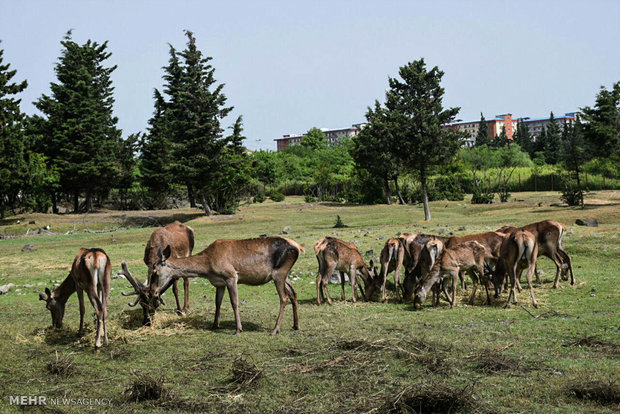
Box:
[39,292,47,301]
[163,245,172,260]
[45,287,51,297]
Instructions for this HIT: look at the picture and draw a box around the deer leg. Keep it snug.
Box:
[380,266,388,303]
[468,270,479,305]
[226,277,243,335]
[101,280,109,346]
[525,260,538,308]
[451,271,458,308]
[172,279,182,314]
[77,288,85,335]
[271,275,290,335]
[285,281,300,330]
[181,277,191,314]
[322,263,336,305]
[86,290,104,348]
[316,271,323,306]
[460,272,467,291]
[551,252,563,289]
[340,271,346,301]
[442,279,452,304]
[212,286,225,330]
[534,264,542,284]
[394,265,402,302]
[558,249,575,285]
[350,265,358,302]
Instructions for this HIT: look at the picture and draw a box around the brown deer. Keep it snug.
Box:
[496,220,574,288]
[314,237,376,305]
[413,240,486,310]
[367,233,415,302]
[401,233,451,301]
[39,248,111,348]
[124,237,304,335]
[497,230,539,308]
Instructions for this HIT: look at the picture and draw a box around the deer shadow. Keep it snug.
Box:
[37,326,88,346]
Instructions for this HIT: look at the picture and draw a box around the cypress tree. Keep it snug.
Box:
[514,120,532,155]
[475,113,491,147]
[544,112,562,164]
[0,43,28,218]
[33,31,122,212]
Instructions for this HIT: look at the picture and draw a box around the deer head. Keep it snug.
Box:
[119,261,163,324]
[39,287,65,328]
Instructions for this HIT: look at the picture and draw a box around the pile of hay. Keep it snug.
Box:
[564,335,619,355]
[124,371,168,402]
[231,357,263,388]
[383,382,478,414]
[569,380,620,405]
[473,350,534,375]
[46,351,76,377]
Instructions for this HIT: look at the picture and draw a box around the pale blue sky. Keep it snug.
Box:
[1,0,618,150]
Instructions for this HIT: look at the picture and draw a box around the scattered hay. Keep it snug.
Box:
[473,350,534,375]
[415,353,454,376]
[382,382,478,414]
[230,357,263,388]
[124,371,168,402]
[563,335,620,355]
[46,351,76,377]
[569,380,620,405]
[337,339,368,350]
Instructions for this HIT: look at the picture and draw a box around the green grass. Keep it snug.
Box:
[0,192,619,413]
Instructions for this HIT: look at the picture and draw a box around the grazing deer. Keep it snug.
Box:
[401,233,451,301]
[497,230,539,308]
[496,220,574,288]
[39,248,111,348]
[314,237,376,305]
[367,233,415,302]
[413,240,486,310]
[124,237,303,335]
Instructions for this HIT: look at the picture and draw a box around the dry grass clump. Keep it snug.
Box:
[46,351,76,377]
[473,350,534,375]
[337,339,368,350]
[382,382,478,414]
[124,371,168,402]
[563,335,620,355]
[231,356,263,388]
[568,380,620,405]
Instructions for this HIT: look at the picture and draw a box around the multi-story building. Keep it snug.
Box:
[274,123,366,151]
[517,112,578,138]
[442,114,516,146]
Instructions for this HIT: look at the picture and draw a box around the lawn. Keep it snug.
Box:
[0,192,618,413]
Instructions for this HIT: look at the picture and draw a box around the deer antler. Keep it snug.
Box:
[119,262,149,306]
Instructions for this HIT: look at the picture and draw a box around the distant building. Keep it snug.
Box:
[274,123,366,151]
[442,114,516,147]
[517,112,578,138]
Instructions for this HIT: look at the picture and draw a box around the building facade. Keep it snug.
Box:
[517,112,578,138]
[274,123,366,151]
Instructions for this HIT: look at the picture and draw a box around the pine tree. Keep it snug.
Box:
[544,112,562,164]
[384,58,461,220]
[581,82,620,158]
[33,31,122,212]
[492,126,509,148]
[514,120,532,155]
[560,118,588,208]
[0,43,29,218]
[475,113,491,147]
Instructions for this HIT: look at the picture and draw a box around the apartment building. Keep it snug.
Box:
[517,112,578,137]
[274,123,366,151]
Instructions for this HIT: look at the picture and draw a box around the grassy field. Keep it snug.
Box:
[0,192,618,413]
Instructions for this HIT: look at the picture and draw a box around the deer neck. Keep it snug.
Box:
[53,274,77,304]
[167,255,212,279]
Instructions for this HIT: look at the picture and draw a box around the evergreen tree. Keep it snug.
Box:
[384,58,461,220]
[514,120,532,155]
[140,90,174,209]
[475,112,491,147]
[492,126,509,148]
[544,112,562,164]
[0,42,28,218]
[560,118,588,208]
[117,133,139,210]
[33,31,122,212]
[581,82,620,158]
[531,125,547,156]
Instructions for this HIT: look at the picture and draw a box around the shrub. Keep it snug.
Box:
[434,176,465,201]
[253,191,266,203]
[333,215,347,228]
[560,180,584,207]
[269,191,285,202]
[304,194,317,203]
[471,188,495,204]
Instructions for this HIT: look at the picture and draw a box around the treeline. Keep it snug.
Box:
[0,32,618,220]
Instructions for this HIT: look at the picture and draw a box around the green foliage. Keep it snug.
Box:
[300,127,328,151]
[584,156,619,179]
[269,191,285,202]
[304,194,317,203]
[581,81,620,158]
[475,113,491,147]
[333,215,346,228]
[253,190,266,203]
[32,31,122,212]
[560,174,585,207]
[543,112,562,164]
[514,120,532,155]
[471,187,495,204]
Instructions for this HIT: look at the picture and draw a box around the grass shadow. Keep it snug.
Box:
[115,212,205,228]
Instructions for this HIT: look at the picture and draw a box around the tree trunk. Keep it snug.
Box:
[187,183,197,208]
[85,192,93,212]
[576,167,584,209]
[200,191,213,216]
[383,177,392,205]
[51,192,58,214]
[73,191,79,214]
[420,166,431,221]
[393,176,406,205]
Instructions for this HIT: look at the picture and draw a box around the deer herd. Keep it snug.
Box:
[39,219,574,348]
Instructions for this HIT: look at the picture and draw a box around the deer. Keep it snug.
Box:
[366,233,415,303]
[39,248,111,348]
[496,220,574,288]
[122,237,304,335]
[401,233,451,301]
[496,229,539,309]
[314,237,376,305]
[413,240,487,310]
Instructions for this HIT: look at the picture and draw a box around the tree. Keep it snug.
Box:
[492,125,510,148]
[544,112,562,164]
[384,58,461,220]
[560,118,588,208]
[581,82,620,158]
[117,133,139,210]
[352,101,404,204]
[33,31,122,213]
[475,113,491,147]
[301,127,328,151]
[514,120,532,155]
[0,42,28,218]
